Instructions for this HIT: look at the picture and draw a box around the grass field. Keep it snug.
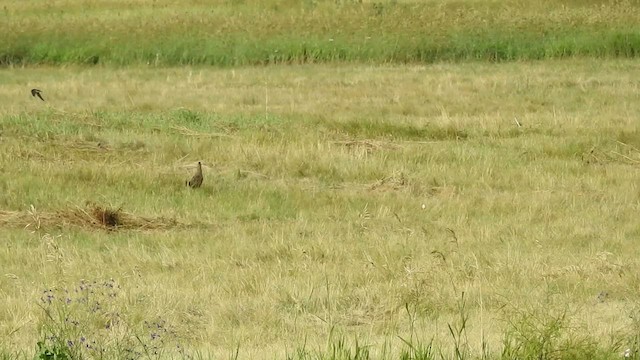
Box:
[2,61,640,359]
[2,0,640,359]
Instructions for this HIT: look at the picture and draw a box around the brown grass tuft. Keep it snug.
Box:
[368,172,409,192]
[333,139,399,154]
[91,205,121,228]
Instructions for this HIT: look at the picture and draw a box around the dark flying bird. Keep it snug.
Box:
[186,161,203,188]
[31,88,45,101]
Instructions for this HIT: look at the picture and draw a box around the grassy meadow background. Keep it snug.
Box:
[1,0,640,359]
[2,0,640,66]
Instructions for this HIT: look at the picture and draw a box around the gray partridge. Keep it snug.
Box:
[186,161,203,188]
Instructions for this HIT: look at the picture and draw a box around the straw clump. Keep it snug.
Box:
[0,203,179,231]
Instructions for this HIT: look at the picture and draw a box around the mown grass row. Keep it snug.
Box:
[2,0,640,66]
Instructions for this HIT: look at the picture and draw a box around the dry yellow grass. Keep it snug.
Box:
[1,60,640,358]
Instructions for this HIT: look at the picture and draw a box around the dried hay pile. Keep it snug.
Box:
[0,203,178,231]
